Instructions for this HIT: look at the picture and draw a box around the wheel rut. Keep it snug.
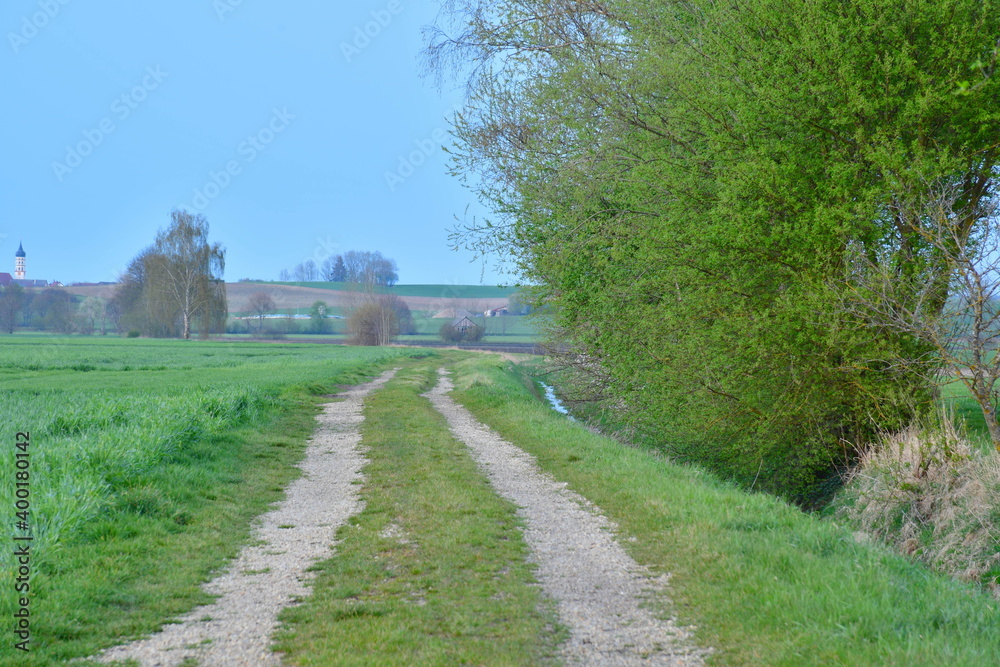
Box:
[424,368,708,666]
[95,368,397,666]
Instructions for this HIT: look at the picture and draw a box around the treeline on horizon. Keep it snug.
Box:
[280,250,399,286]
[429,0,1000,501]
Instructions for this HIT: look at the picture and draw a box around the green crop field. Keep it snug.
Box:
[0,335,427,664]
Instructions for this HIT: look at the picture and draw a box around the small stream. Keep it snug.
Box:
[540,382,576,421]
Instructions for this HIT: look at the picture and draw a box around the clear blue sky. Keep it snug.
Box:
[2,0,508,286]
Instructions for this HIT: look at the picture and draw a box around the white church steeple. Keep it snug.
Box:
[14,241,26,279]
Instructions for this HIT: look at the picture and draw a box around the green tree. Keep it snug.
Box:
[77,297,104,336]
[322,255,347,282]
[429,0,1000,499]
[309,300,331,333]
[31,289,76,333]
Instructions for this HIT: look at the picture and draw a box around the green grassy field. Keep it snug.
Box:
[0,336,426,665]
[940,379,994,452]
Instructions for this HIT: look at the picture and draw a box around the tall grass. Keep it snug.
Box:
[833,413,1000,595]
[0,386,272,570]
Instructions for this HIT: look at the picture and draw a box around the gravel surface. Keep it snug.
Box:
[425,369,708,666]
[95,369,397,667]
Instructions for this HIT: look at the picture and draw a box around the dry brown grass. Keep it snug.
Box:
[60,283,508,315]
[839,414,1000,596]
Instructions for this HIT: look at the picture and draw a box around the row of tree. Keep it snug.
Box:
[245,288,416,342]
[282,250,399,286]
[0,286,100,334]
[430,0,1000,500]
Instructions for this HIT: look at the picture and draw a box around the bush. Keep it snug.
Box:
[347,299,398,346]
[834,413,1000,596]
[126,330,141,338]
[440,321,485,343]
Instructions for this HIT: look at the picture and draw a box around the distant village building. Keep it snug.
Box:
[452,315,479,334]
[432,307,476,320]
[9,242,49,288]
[14,242,25,279]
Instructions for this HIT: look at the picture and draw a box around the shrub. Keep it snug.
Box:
[440,320,485,343]
[835,413,1000,596]
[347,298,399,346]
[127,330,141,338]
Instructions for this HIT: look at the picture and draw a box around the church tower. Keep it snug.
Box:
[14,242,25,279]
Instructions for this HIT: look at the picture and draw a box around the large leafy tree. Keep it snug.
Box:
[430,0,1000,499]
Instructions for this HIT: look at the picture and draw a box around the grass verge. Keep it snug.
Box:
[274,361,562,665]
[9,385,320,666]
[450,355,1000,665]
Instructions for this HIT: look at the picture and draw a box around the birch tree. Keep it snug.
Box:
[849,186,1000,450]
[145,210,227,339]
[116,210,227,339]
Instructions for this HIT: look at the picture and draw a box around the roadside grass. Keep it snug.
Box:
[274,361,562,666]
[0,337,425,665]
[19,400,314,666]
[450,356,1000,665]
[830,416,1000,594]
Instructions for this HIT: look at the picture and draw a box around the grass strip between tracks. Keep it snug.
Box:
[274,361,562,665]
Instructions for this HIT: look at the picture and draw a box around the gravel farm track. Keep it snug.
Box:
[92,365,707,666]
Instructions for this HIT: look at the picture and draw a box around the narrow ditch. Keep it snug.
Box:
[424,368,708,665]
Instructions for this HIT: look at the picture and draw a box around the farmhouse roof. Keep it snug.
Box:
[15,242,25,258]
[433,307,476,319]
